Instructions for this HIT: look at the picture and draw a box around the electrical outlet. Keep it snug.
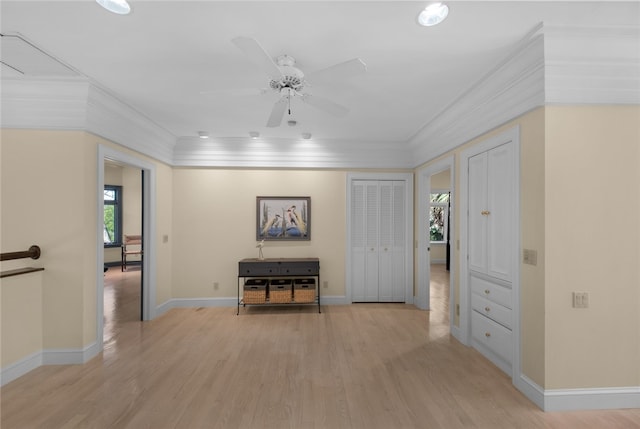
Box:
[523,249,537,266]
[572,291,589,308]
[213,282,219,291]
[323,281,328,289]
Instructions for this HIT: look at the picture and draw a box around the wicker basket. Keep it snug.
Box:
[269,279,292,303]
[243,288,266,304]
[243,279,267,304]
[294,288,315,303]
[294,278,316,303]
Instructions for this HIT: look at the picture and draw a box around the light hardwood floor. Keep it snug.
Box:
[1,265,639,428]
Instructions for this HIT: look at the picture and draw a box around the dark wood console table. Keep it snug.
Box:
[237,258,320,314]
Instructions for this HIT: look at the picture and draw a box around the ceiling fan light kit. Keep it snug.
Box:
[198,131,209,139]
[95,0,131,15]
[417,2,449,27]
[249,131,260,139]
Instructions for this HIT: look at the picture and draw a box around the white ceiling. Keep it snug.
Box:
[1,1,639,162]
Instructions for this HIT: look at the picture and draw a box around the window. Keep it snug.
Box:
[430,192,449,243]
[104,185,122,247]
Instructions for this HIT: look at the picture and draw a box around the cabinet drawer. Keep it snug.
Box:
[471,293,512,329]
[239,262,281,276]
[471,311,512,365]
[280,261,319,276]
[470,275,512,309]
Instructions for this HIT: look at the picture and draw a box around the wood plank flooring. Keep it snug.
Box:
[1,265,639,428]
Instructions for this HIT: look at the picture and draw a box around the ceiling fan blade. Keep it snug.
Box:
[200,88,268,97]
[302,94,349,117]
[306,58,367,84]
[231,36,282,81]
[266,98,288,127]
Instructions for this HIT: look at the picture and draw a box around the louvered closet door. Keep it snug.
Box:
[351,181,367,302]
[351,180,379,302]
[351,180,406,302]
[378,181,406,302]
[364,182,380,301]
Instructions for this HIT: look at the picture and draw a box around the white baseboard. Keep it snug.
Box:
[1,350,42,386]
[517,374,640,411]
[319,295,349,305]
[544,386,640,411]
[450,324,462,344]
[1,341,100,386]
[156,295,349,315]
[516,374,545,410]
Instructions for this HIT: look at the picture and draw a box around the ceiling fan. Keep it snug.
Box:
[231,36,367,128]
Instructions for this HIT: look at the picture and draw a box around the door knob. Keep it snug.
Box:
[481,210,491,216]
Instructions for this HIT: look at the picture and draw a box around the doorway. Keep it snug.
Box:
[103,162,143,324]
[417,157,455,332]
[97,145,157,353]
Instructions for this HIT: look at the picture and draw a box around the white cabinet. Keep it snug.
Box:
[351,180,406,302]
[468,142,514,282]
[467,141,516,374]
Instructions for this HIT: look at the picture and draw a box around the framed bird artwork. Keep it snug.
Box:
[256,196,310,241]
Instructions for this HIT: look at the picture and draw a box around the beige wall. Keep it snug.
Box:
[1,129,173,369]
[416,105,640,390]
[416,108,547,385]
[171,169,347,299]
[544,106,640,389]
[1,130,93,359]
[2,105,639,393]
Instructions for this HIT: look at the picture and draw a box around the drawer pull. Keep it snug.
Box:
[485,332,491,338]
[484,307,491,312]
[481,210,491,216]
[484,289,490,294]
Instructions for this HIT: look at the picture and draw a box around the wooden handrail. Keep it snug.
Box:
[0,245,41,262]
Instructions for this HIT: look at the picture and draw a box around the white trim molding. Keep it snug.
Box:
[517,375,640,411]
[1,342,99,387]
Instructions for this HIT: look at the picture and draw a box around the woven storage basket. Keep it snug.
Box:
[294,278,316,303]
[269,279,292,304]
[243,279,267,304]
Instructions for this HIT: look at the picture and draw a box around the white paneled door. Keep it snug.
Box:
[351,180,406,302]
[468,142,514,282]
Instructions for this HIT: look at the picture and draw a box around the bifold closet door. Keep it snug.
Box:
[378,181,406,302]
[351,180,406,302]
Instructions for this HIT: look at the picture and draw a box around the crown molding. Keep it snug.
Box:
[86,85,175,165]
[407,25,546,166]
[0,77,90,130]
[173,136,412,169]
[407,23,640,167]
[543,25,640,104]
[2,24,637,169]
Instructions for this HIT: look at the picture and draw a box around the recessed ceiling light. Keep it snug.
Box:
[96,0,131,15]
[301,133,312,140]
[198,131,209,139]
[417,2,449,27]
[249,131,260,139]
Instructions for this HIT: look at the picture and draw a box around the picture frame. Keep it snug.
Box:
[256,196,311,241]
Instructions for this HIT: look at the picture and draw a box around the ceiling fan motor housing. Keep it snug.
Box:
[270,55,305,91]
